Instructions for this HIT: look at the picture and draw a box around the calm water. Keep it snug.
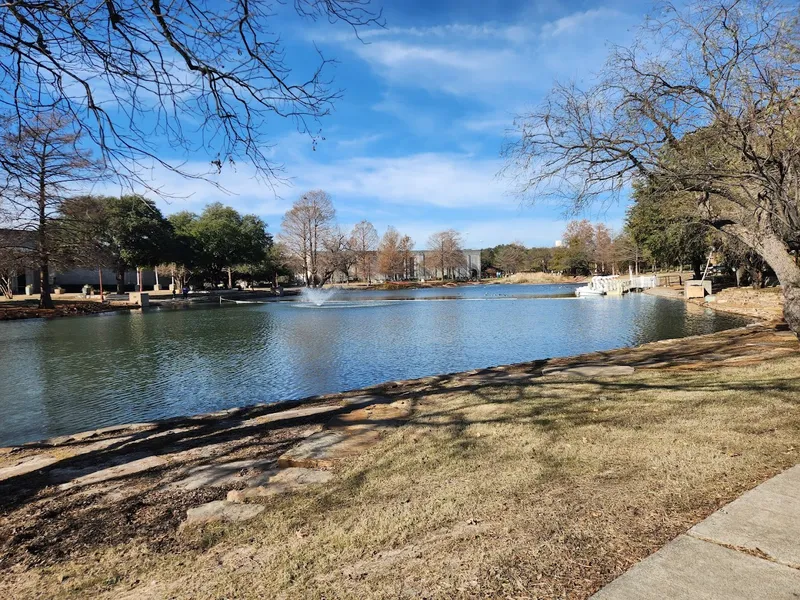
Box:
[0,284,748,446]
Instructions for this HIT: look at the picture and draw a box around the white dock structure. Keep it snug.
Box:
[575,275,658,297]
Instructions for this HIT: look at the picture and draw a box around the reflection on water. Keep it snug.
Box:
[0,284,748,446]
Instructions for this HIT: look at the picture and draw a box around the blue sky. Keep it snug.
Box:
[148,0,651,249]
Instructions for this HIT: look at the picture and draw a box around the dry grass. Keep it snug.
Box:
[3,357,800,599]
[494,272,586,285]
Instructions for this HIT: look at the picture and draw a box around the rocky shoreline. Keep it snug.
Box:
[0,323,797,597]
[0,300,137,321]
[644,284,785,323]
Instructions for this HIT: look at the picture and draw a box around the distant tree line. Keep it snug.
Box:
[481,222,618,277]
[278,191,468,286]
[481,208,779,286]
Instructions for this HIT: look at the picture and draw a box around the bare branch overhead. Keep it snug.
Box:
[0,0,383,189]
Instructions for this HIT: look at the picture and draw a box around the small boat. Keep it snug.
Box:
[575,285,605,297]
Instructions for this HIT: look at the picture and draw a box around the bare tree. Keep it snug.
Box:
[0,231,36,298]
[278,190,335,287]
[495,242,527,275]
[504,0,800,334]
[377,226,403,281]
[399,234,415,280]
[0,1,382,188]
[427,230,467,280]
[350,220,378,282]
[594,225,614,274]
[0,113,101,308]
[319,226,356,284]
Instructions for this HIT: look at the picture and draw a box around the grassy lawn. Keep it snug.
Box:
[3,353,799,599]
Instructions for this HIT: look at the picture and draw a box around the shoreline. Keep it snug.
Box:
[644,285,785,323]
[0,289,295,321]
[1,322,797,598]
[0,300,138,321]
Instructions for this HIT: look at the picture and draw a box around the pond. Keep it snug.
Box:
[0,284,748,446]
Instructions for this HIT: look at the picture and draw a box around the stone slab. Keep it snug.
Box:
[341,394,392,407]
[542,365,635,377]
[183,500,265,528]
[170,459,277,491]
[0,455,58,481]
[483,372,537,383]
[325,400,412,430]
[591,534,800,599]
[227,468,333,502]
[689,465,800,566]
[250,404,340,425]
[277,428,383,469]
[58,455,167,490]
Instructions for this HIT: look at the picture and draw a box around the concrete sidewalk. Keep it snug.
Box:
[592,465,800,599]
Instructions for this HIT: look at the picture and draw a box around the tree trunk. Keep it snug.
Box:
[784,284,800,337]
[691,259,702,280]
[718,222,800,337]
[39,262,53,309]
[227,267,233,289]
[37,174,54,309]
[116,267,125,294]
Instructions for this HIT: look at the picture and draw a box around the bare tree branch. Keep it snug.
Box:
[0,0,383,191]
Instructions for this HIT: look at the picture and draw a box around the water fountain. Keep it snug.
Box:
[301,287,337,306]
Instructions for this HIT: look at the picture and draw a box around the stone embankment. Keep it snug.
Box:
[0,300,136,321]
[646,284,786,323]
[704,286,784,322]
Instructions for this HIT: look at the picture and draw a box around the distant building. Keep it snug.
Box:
[0,228,166,294]
[410,249,481,281]
[554,240,563,248]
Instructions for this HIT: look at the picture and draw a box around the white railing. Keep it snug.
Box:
[627,276,658,290]
[576,275,659,297]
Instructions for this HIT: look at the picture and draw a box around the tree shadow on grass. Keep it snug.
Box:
[0,325,796,569]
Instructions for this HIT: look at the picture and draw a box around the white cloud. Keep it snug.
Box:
[320,8,638,105]
[371,94,438,134]
[540,8,623,38]
[90,150,508,220]
[336,133,384,149]
[351,40,529,99]
[459,111,516,133]
[290,152,507,209]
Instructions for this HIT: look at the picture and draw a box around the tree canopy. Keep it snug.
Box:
[187,203,272,285]
[61,194,175,292]
[505,0,800,333]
